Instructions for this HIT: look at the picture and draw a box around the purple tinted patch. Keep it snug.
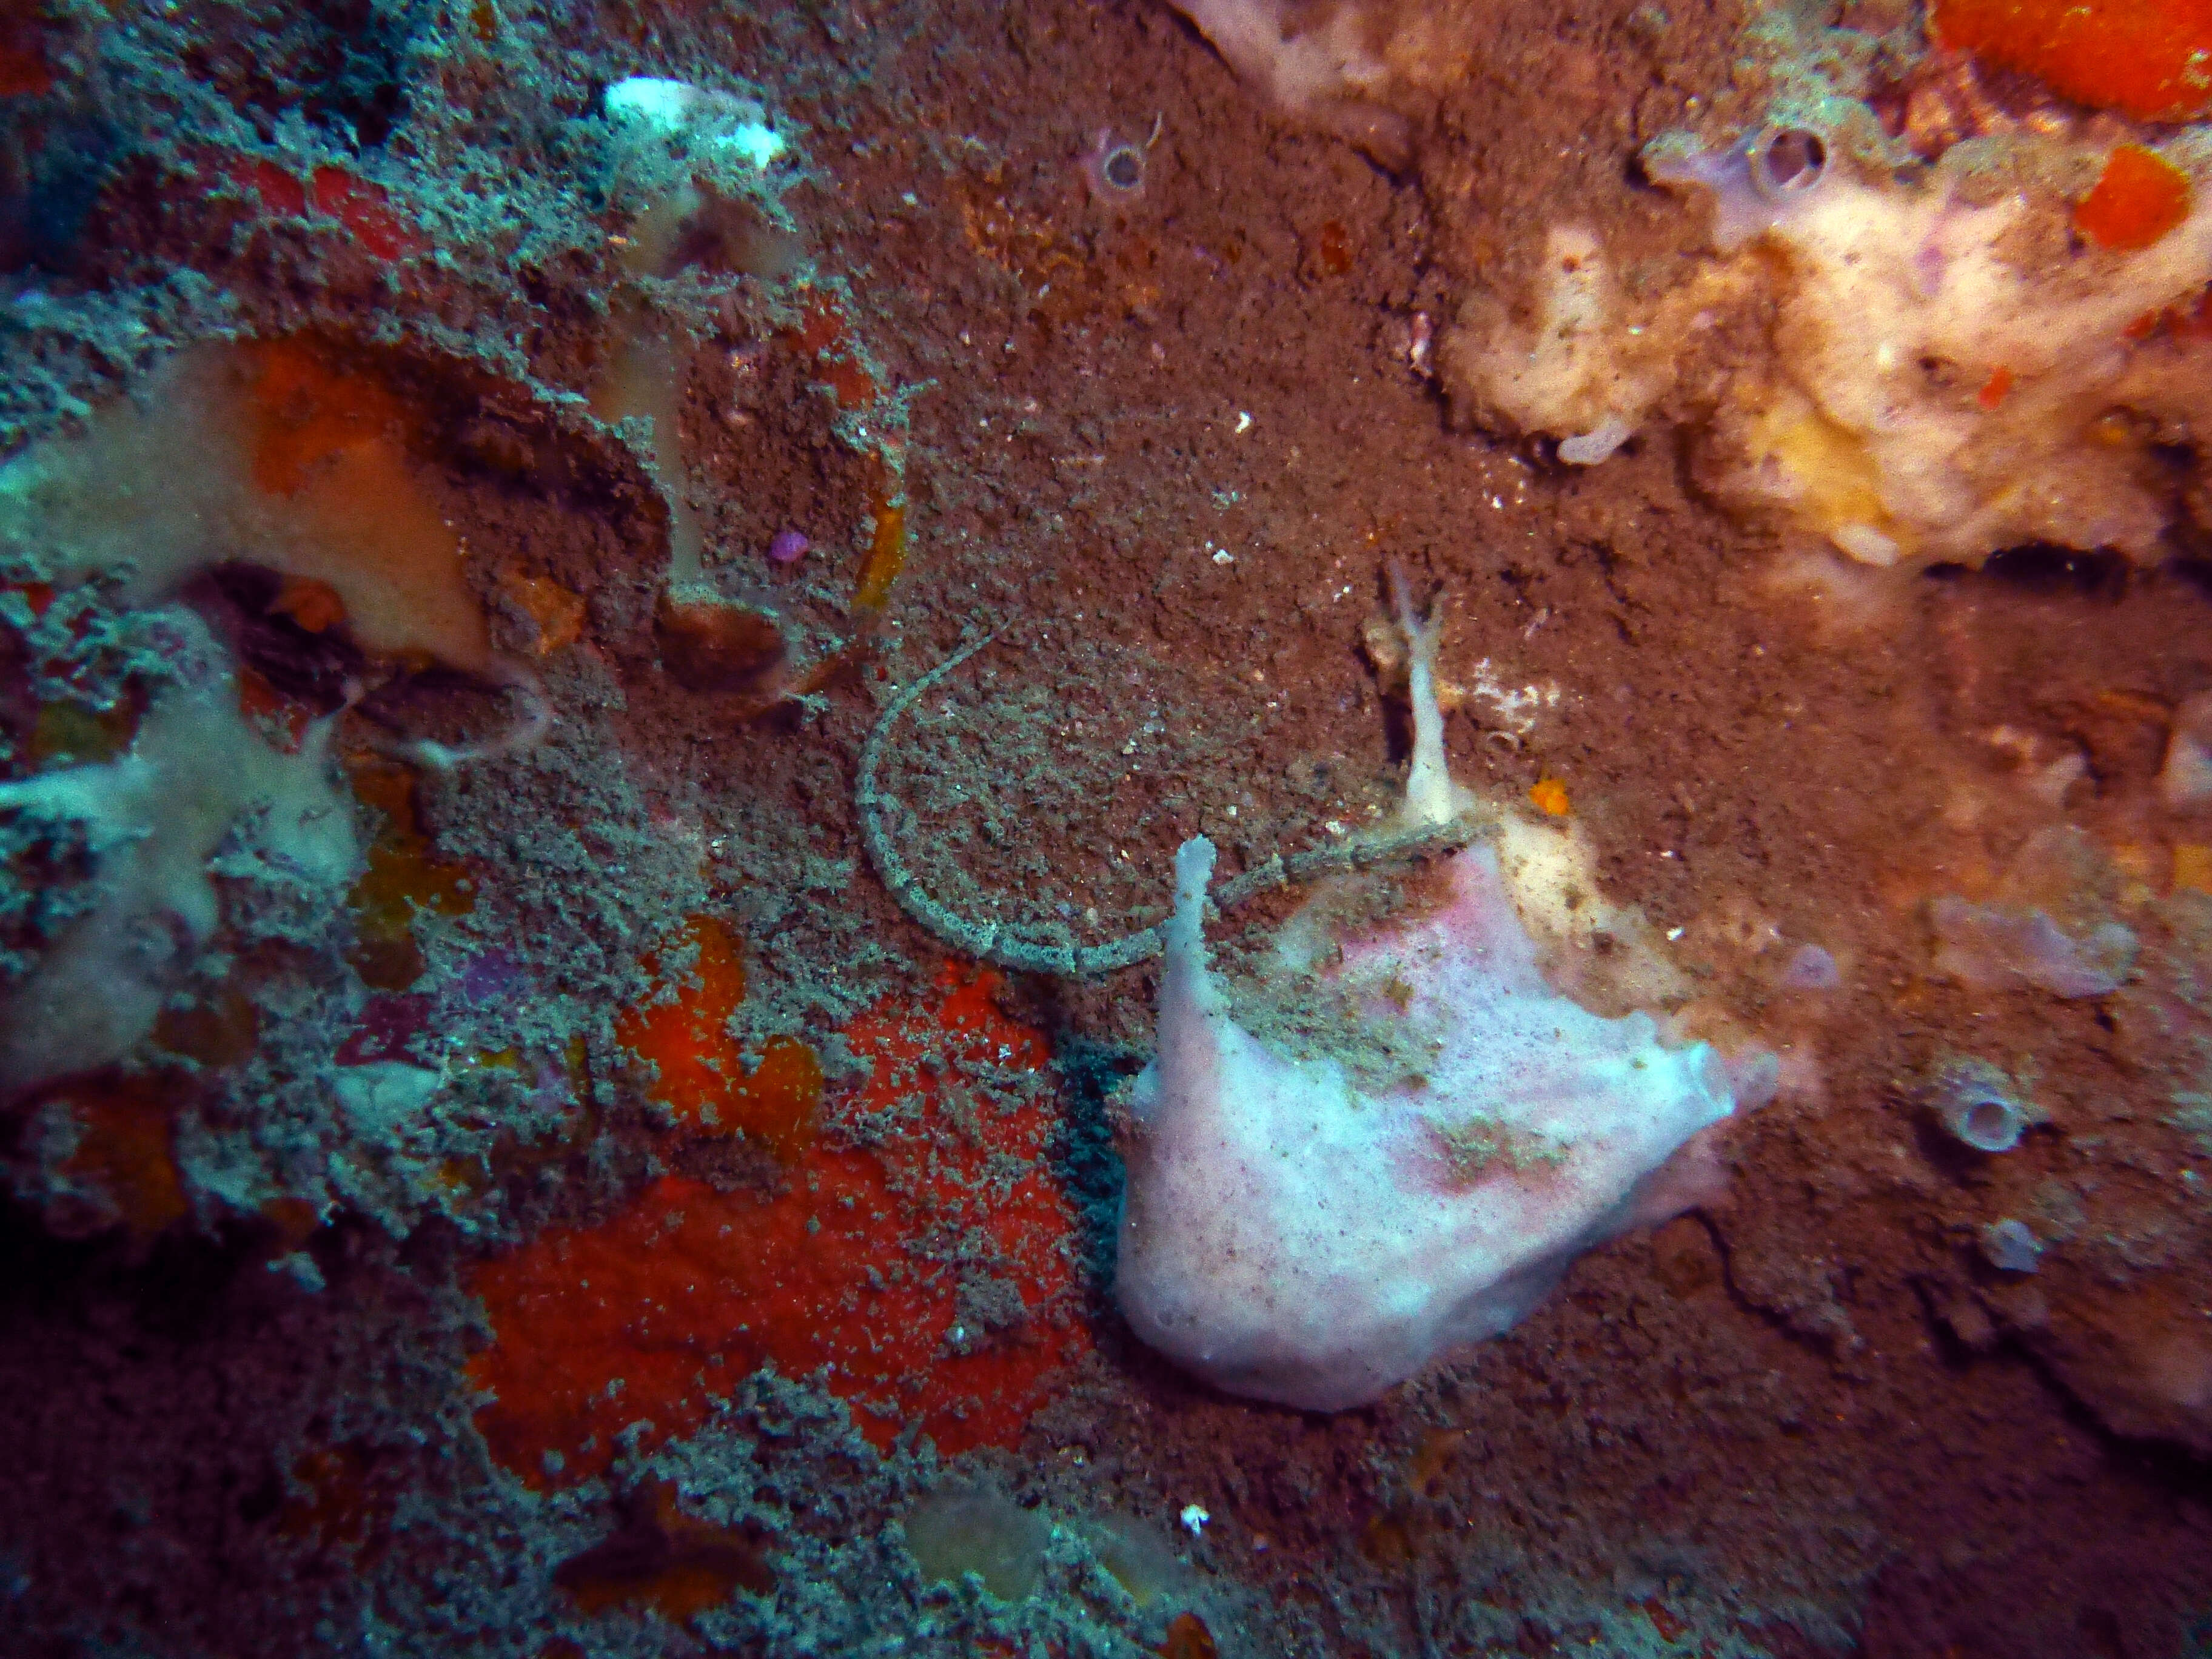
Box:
[767,529,810,565]
[337,993,434,1065]
[459,950,525,1008]
[1779,943,1841,990]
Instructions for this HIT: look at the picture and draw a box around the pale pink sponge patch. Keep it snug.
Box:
[1114,594,1765,1410]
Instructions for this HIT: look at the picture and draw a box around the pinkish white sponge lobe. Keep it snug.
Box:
[1115,832,1751,1410]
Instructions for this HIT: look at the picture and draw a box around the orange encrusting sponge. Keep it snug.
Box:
[46,1074,189,1239]
[614,915,822,1158]
[2075,145,2195,252]
[466,964,1089,1485]
[1929,0,2212,122]
[235,338,492,672]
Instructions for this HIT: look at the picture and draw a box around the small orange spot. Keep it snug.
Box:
[789,457,911,695]
[1317,218,1353,276]
[1932,0,2212,121]
[822,357,879,409]
[496,568,587,655]
[1161,1612,1219,1659]
[2174,843,2212,895]
[222,159,420,258]
[2076,145,2193,252]
[1976,364,2013,410]
[2123,282,2212,342]
[271,574,347,632]
[1529,777,1571,817]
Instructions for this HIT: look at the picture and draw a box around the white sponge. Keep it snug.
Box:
[1116,834,1743,1409]
[1114,591,1757,1409]
[0,612,358,1094]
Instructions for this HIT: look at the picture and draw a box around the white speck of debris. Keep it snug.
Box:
[1324,820,1347,837]
[1466,662,1561,737]
[1234,411,1253,434]
[1666,927,1684,940]
[1213,549,1235,565]
[1491,495,1504,509]
[996,1045,1012,1060]
[1181,1504,1210,1535]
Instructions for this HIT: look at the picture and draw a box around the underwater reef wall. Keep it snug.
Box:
[0,0,2208,1654]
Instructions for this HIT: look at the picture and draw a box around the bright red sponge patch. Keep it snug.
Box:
[466,967,1091,1485]
[1931,0,2212,123]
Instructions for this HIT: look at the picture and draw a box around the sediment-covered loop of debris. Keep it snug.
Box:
[856,634,1485,977]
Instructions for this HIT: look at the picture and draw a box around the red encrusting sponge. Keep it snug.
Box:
[467,963,1090,1485]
